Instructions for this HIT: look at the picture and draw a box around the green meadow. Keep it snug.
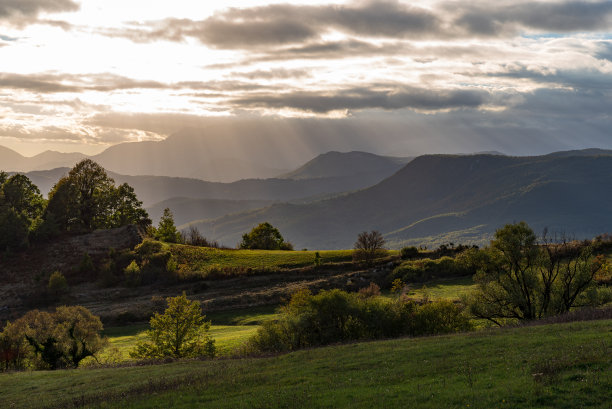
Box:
[169,245,358,271]
[2,319,609,409]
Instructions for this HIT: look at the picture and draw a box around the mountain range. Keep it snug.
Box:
[18,150,410,209]
[187,150,612,249]
[0,128,411,182]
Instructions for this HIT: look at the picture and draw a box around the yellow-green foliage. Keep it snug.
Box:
[169,245,356,276]
[391,256,469,283]
[247,289,471,353]
[47,271,68,294]
[130,294,215,359]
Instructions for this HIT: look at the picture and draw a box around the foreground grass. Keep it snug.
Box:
[2,319,609,409]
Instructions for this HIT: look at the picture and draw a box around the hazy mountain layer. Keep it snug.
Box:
[147,197,274,226]
[279,151,411,180]
[188,152,612,249]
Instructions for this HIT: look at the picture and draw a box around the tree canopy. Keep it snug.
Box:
[131,294,215,359]
[43,159,150,234]
[0,306,105,370]
[466,222,603,325]
[0,173,45,251]
[239,222,293,250]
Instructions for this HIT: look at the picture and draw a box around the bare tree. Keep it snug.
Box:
[353,230,387,264]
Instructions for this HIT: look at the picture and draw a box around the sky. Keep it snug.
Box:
[0,0,611,156]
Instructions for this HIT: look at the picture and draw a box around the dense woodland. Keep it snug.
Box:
[0,159,151,253]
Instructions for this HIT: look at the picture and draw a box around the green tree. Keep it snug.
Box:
[155,208,181,243]
[130,294,215,359]
[0,174,46,251]
[48,271,69,295]
[2,174,45,221]
[42,160,150,235]
[239,222,292,250]
[107,183,151,228]
[17,306,105,369]
[466,222,603,325]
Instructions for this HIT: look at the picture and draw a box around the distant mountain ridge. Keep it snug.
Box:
[278,151,411,180]
[188,151,612,249]
[0,146,85,172]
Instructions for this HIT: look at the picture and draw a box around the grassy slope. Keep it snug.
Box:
[98,306,281,360]
[2,320,609,409]
[169,245,357,271]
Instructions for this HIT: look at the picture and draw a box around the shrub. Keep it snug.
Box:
[48,271,68,295]
[2,306,106,370]
[78,253,95,276]
[124,260,141,286]
[391,256,469,283]
[400,246,419,260]
[135,239,163,258]
[358,282,381,298]
[247,289,471,353]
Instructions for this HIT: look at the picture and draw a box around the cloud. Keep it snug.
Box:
[231,86,493,113]
[0,0,79,26]
[453,1,612,35]
[103,1,612,50]
[104,1,440,48]
[0,72,169,93]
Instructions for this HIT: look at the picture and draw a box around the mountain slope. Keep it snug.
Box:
[190,153,612,249]
[146,197,273,225]
[279,151,411,180]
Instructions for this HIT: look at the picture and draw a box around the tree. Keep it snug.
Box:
[0,174,45,251]
[2,174,45,221]
[106,183,151,228]
[353,230,387,264]
[239,222,293,250]
[130,294,215,359]
[156,208,181,243]
[14,306,105,369]
[466,222,603,325]
[42,160,150,235]
[66,159,115,230]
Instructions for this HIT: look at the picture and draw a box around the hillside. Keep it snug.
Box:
[21,168,388,207]
[190,152,612,249]
[279,151,411,180]
[2,319,609,408]
[146,197,274,225]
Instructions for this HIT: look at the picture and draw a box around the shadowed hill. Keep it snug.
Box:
[279,151,411,180]
[189,152,612,249]
[146,197,274,225]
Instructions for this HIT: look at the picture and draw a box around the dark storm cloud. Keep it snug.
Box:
[231,86,491,113]
[105,1,612,50]
[106,1,440,48]
[453,1,612,36]
[0,0,79,26]
[485,65,612,90]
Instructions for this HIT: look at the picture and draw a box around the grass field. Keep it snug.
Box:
[96,306,281,362]
[169,245,357,272]
[2,319,609,409]
[405,276,477,301]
